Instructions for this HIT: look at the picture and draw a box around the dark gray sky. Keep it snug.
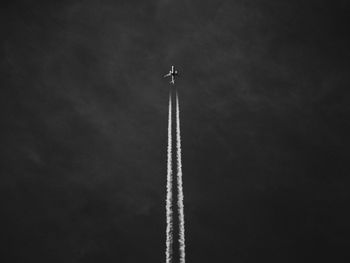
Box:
[1,0,350,262]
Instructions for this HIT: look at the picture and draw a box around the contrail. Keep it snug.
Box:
[166,93,173,263]
[176,92,185,263]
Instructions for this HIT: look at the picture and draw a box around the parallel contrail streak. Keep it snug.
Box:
[176,92,185,263]
[166,93,173,263]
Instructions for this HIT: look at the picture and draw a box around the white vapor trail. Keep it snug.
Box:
[166,93,173,263]
[176,92,185,263]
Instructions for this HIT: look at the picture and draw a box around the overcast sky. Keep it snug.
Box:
[1,0,350,262]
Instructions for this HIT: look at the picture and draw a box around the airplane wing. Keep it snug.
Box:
[164,72,171,78]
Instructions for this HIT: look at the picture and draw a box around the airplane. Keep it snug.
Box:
[163,65,179,85]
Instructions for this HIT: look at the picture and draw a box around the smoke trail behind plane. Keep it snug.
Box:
[176,92,185,263]
[166,93,173,263]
